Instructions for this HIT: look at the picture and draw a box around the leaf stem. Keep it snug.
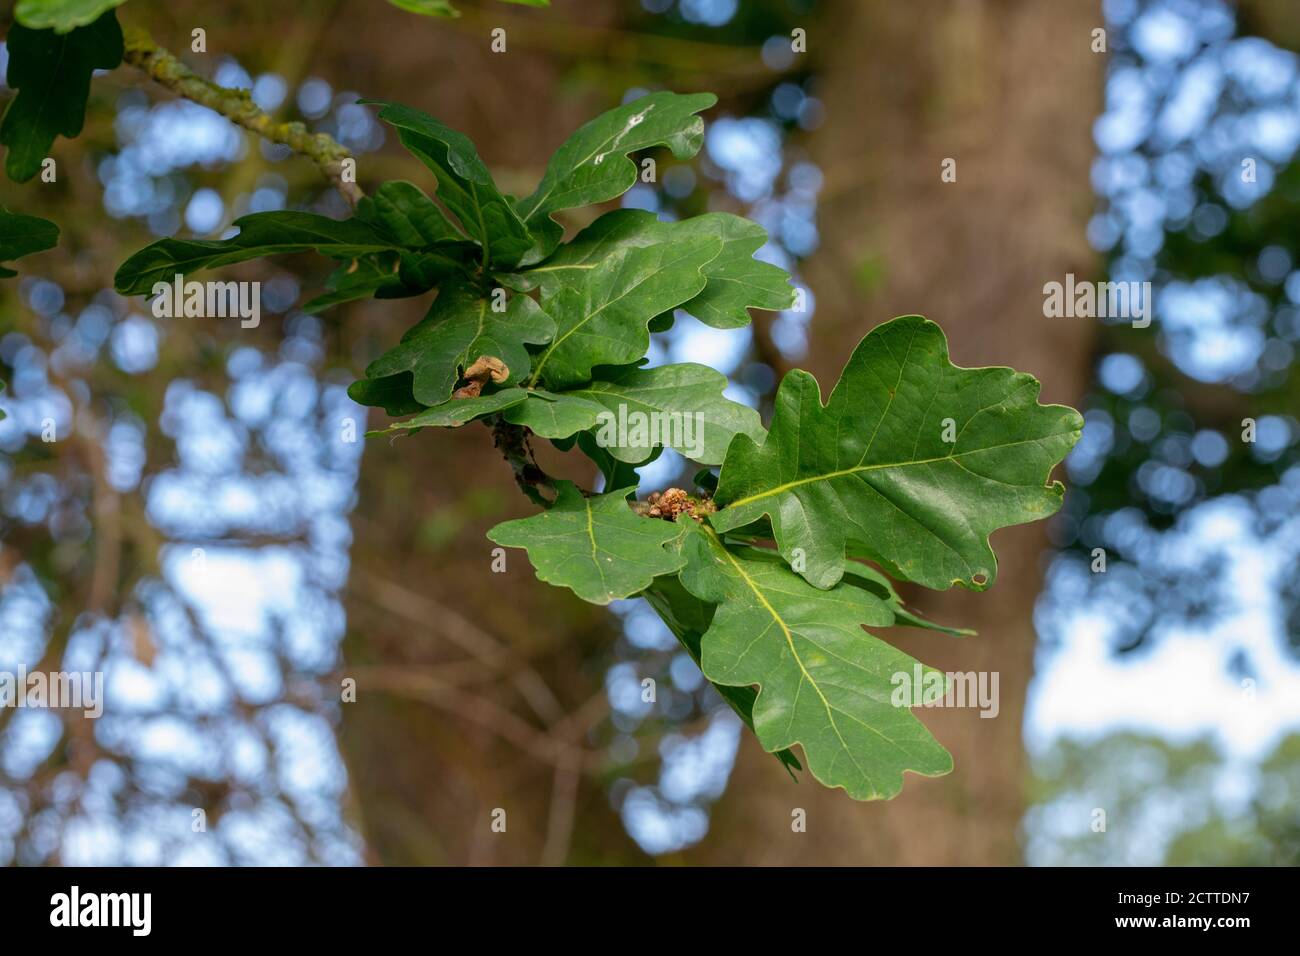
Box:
[488,415,601,507]
[489,415,557,507]
[120,25,363,206]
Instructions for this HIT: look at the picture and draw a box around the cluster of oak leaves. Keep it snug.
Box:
[0,4,1084,801]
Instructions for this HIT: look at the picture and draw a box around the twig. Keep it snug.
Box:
[353,666,591,769]
[540,757,581,867]
[489,415,559,507]
[351,567,565,726]
[120,25,363,206]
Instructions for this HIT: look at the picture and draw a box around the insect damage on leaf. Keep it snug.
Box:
[453,355,509,398]
[631,487,716,522]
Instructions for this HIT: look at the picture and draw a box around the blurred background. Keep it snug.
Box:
[0,0,1297,865]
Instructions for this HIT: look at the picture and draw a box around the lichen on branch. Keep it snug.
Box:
[121,26,362,205]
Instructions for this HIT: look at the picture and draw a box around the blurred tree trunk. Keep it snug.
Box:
[1237,0,1300,52]
[684,0,1101,865]
[333,4,648,865]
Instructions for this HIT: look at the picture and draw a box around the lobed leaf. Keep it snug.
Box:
[711,315,1083,591]
[0,207,59,277]
[356,180,468,246]
[353,282,554,407]
[347,369,427,418]
[676,522,952,800]
[369,387,529,433]
[367,101,534,268]
[505,362,764,465]
[487,481,686,605]
[643,575,802,776]
[114,211,403,296]
[514,92,715,259]
[1,13,123,182]
[674,212,796,329]
[501,389,605,439]
[507,208,794,329]
[526,233,723,389]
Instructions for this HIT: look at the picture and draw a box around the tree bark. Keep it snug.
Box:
[684,0,1101,866]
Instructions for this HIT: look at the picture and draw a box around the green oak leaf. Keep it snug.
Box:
[1,13,124,182]
[514,92,715,259]
[356,282,554,406]
[394,247,477,289]
[675,213,796,328]
[711,315,1083,591]
[501,389,605,439]
[695,538,971,638]
[839,560,974,637]
[14,1,127,32]
[506,362,763,465]
[527,234,723,389]
[643,575,802,776]
[506,209,793,329]
[487,480,686,605]
[575,431,661,491]
[356,180,468,246]
[347,369,426,418]
[0,207,59,277]
[303,253,407,313]
[571,363,764,465]
[301,247,471,314]
[693,468,719,494]
[385,0,459,15]
[114,211,401,296]
[677,523,952,800]
[367,101,534,268]
[369,387,529,433]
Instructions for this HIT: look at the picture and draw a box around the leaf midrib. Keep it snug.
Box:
[518,104,659,222]
[721,433,1071,512]
[707,529,871,789]
[527,247,698,384]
